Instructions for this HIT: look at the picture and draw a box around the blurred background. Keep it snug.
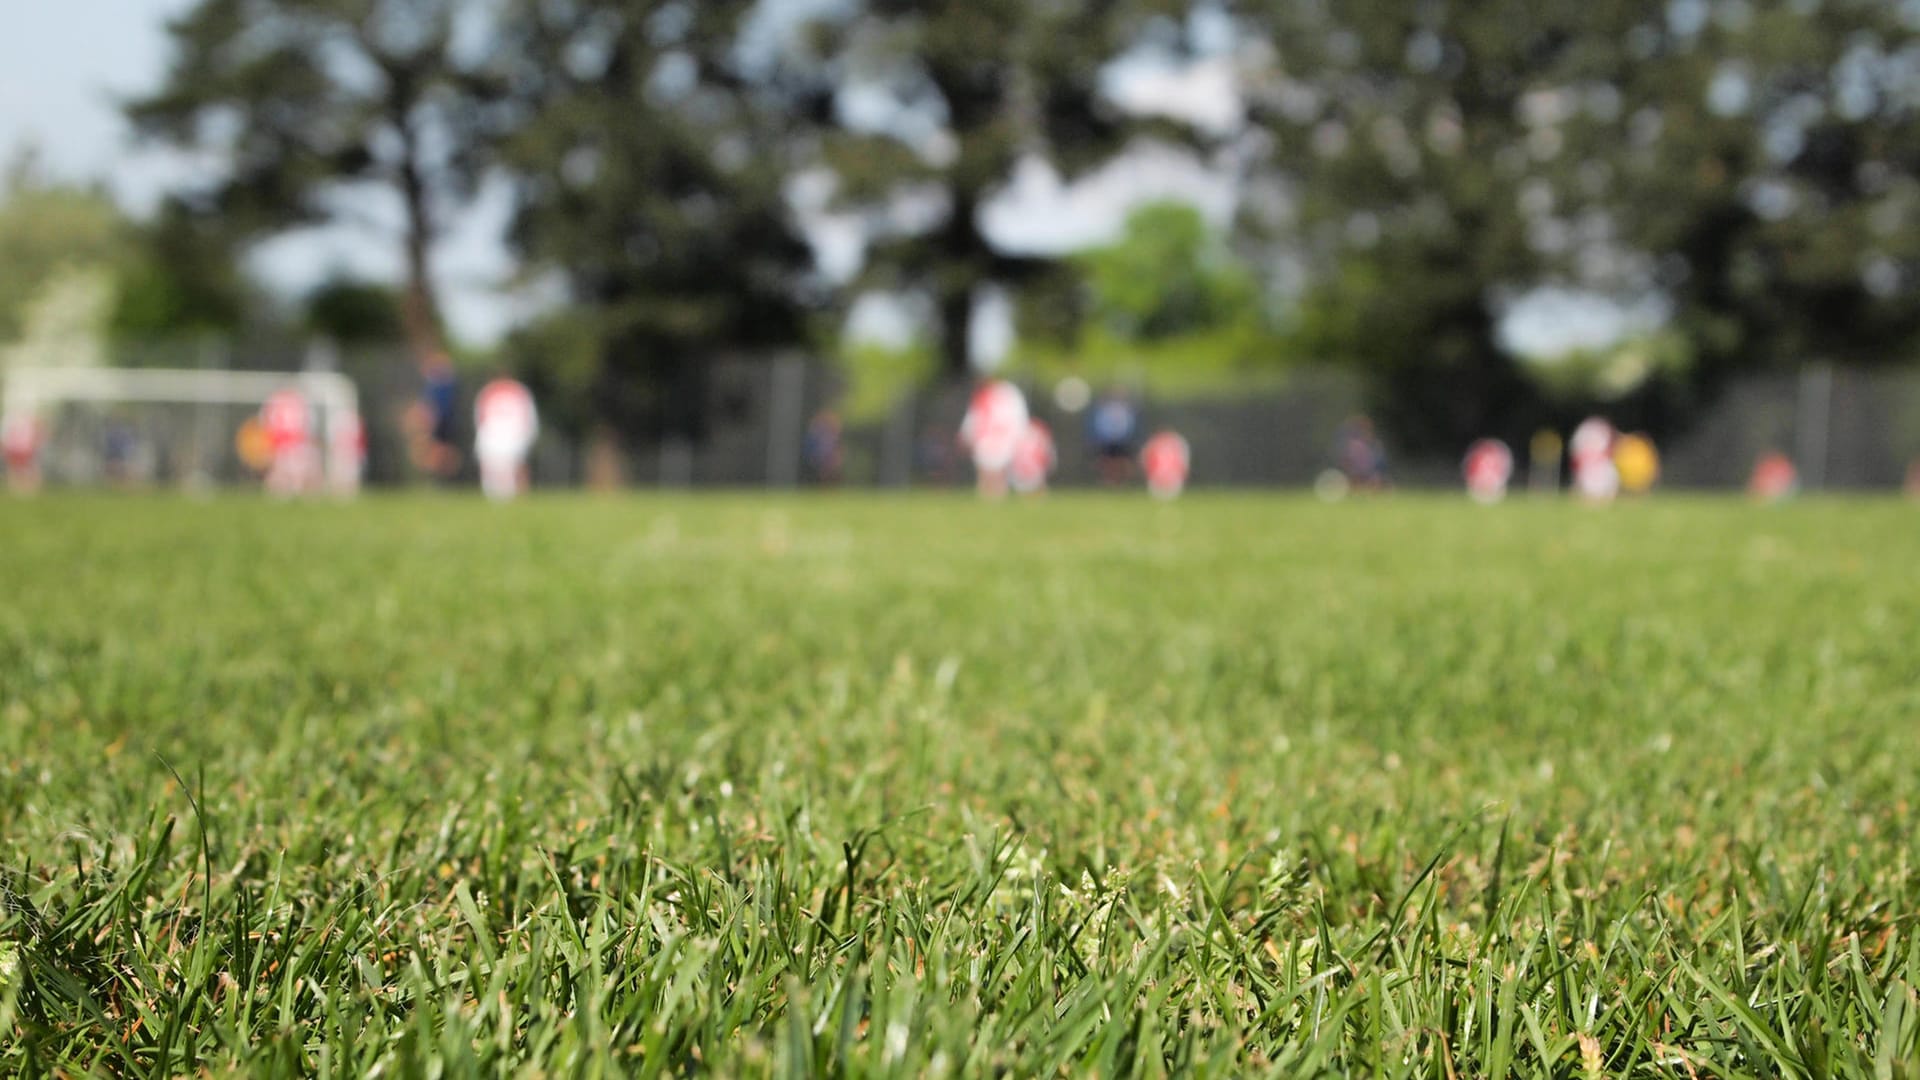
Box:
[5,0,1920,492]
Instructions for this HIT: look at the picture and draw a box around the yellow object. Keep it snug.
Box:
[1614,433,1660,494]
[235,418,273,473]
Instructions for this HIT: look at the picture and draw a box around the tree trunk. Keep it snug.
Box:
[933,186,987,377]
[396,131,446,368]
[937,283,974,378]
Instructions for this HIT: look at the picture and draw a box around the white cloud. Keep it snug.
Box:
[1103,54,1244,136]
[982,143,1236,255]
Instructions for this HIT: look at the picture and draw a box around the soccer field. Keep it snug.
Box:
[1,495,1917,1076]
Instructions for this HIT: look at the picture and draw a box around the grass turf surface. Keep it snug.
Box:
[1,494,1917,1077]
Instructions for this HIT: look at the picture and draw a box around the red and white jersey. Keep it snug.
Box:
[1141,431,1191,499]
[1570,417,1618,501]
[1008,419,1056,492]
[1463,438,1514,504]
[261,390,311,453]
[1569,417,1614,467]
[475,379,538,466]
[2,411,43,466]
[329,411,366,459]
[476,379,538,441]
[2,411,41,453]
[1749,453,1798,502]
[959,380,1028,471]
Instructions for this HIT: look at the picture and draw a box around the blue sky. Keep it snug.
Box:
[1,0,194,208]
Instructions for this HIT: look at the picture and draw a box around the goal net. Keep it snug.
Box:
[1,366,364,495]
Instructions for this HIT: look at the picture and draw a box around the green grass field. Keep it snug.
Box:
[1,495,1917,1077]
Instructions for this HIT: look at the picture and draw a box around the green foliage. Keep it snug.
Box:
[1237,0,1632,451]
[303,277,405,346]
[1598,0,1920,379]
[1520,328,1696,404]
[806,0,1195,375]
[0,158,124,342]
[1017,202,1285,394]
[3,496,1920,1074]
[499,309,606,437]
[108,202,253,343]
[130,0,498,359]
[495,0,824,439]
[837,339,938,422]
[1081,202,1262,345]
[1237,0,1920,448]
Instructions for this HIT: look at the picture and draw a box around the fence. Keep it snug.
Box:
[8,343,1920,492]
[525,360,1920,493]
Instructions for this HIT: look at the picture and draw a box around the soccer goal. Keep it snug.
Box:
[0,366,364,495]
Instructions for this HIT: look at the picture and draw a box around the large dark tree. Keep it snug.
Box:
[128,0,500,366]
[1241,0,1920,451]
[493,0,828,442]
[1235,0,1643,452]
[1600,0,1920,388]
[109,198,256,344]
[803,0,1187,377]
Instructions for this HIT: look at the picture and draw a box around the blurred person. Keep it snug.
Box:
[474,377,539,502]
[804,408,845,486]
[328,410,367,498]
[261,389,317,497]
[1613,433,1660,495]
[1334,415,1388,492]
[103,414,140,488]
[1,408,45,494]
[1749,451,1798,503]
[235,416,274,477]
[1462,438,1514,504]
[1529,429,1563,494]
[1569,417,1618,504]
[1009,417,1056,496]
[959,378,1028,500]
[917,424,955,485]
[405,349,461,478]
[1086,388,1139,486]
[1140,430,1191,500]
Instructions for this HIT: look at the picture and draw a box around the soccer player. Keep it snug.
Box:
[959,378,1028,500]
[1569,417,1619,503]
[1009,417,1057,496]
[1,408,44,494]
[1140,430,1191,500]
[1086,388,1138,486]
[328,410,367,498]
[405,350,462,479]
[474,377,539,502]
[1462,438,1514,504]
[261,389,317,497]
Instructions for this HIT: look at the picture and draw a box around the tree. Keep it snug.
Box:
[492,0,828,443]
[0,150,124,343]
[804,0,1188,378]
[1242,0,1920,450]
[1080,201,1261,344]
[1599,0,1920,388]
[1019,200,1275,389]
[128,0,500,366]
[1235,0,1641,451]
[303,276,406,345]
[109,199,255,343]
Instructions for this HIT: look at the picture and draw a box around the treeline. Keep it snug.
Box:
[84,0,1920,449]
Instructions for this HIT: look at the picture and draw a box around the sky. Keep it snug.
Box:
[0,1,1625,358]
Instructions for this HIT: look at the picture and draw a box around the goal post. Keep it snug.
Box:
[1,366,364,494]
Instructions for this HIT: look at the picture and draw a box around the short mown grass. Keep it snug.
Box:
[1,494,1916,1076]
